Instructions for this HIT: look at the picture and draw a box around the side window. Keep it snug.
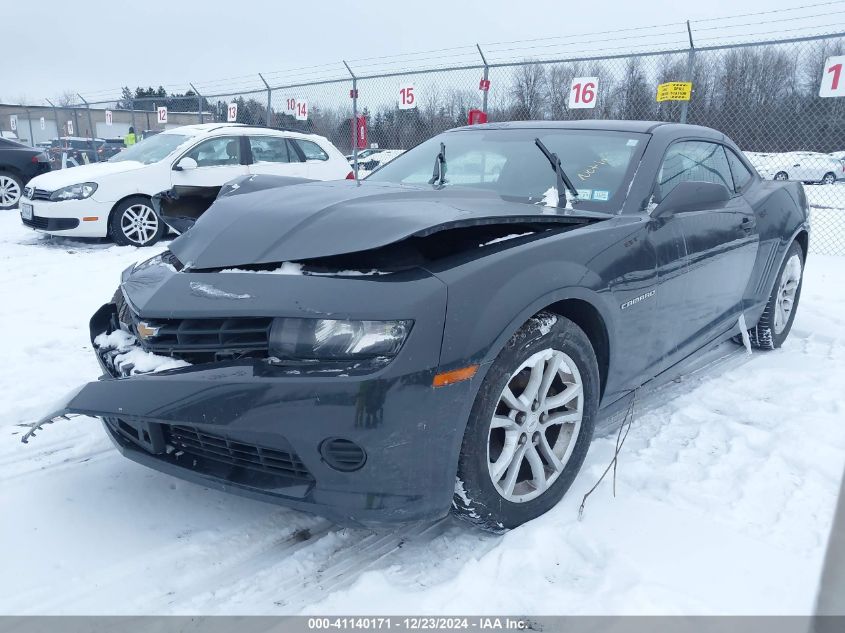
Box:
[656,141,734,201]
[726,149,754,192]
[185,137,241,167]
[249,136,291,164]
[294,139,329,161]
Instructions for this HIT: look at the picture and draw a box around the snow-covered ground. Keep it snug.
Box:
[1,210,844,615]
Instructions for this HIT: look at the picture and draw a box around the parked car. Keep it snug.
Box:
[26,120,808,531]
[48,137,105,168]
[345,147,392,161]
[746,150,843,184]
[97,138,126,161]
[20,123,352,246]
[0,137,51,210]
[354,149,405,175]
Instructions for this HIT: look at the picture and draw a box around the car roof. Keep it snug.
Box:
[162,122,324,141]
[448,119,726,139]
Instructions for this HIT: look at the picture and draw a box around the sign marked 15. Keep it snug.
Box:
[569,77,598,109]
[399,84,416,110]
[820,55,845,97]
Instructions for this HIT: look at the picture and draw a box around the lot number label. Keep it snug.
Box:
[295,100,308,121]
[569,77,598,109]
[66,120,73,135]
[820,55,845,97]
[399,84,416,110]
[105,110,113,126]
[227,103,238,122]
[157,107,168,124]
[9,115,17,131]
[39,117,45,130]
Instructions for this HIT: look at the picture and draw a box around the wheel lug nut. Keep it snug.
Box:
[519,434,527,445]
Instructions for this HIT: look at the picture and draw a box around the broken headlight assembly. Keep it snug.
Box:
[269,318,412,361]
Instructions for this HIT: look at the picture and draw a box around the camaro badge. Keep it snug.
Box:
[136,322,161,340]
[621,290,656,310]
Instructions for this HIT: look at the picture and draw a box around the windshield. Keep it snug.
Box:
[109,133,191,165]
[366,128,647,209]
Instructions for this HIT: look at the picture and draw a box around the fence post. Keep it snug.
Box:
[680,21,695,125]
[259,73,272,126]
[477,44,490,114]
[130,99,136,134]
[46,98,60,139]
[77,94,99,162]
[343,61,359,182]
[25,107,35,146]
[190,83,203,123]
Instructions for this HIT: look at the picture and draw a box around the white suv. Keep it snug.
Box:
[20,123,352,246]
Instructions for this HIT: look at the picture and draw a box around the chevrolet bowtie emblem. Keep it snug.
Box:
[136,322,161,340]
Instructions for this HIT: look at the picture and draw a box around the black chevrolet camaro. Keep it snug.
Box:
[26,121,809,531]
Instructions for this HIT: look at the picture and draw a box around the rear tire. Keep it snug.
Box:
[743,241,805,350]
[774,171,789,181]
[0,172,23,210]
[451,313,599,532]
[822,172,836,185]
[109,196,164,247]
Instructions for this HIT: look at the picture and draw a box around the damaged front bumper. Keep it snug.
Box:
[26,301,479,527]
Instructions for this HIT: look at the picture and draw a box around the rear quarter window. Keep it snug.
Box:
[294,139,329,161]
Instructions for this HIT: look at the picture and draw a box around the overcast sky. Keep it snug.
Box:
[4,0,835,104]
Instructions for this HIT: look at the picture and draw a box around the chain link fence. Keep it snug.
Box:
[5,29,845,254]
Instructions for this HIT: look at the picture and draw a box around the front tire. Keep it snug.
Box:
[774,171,789,181]
[109,196,164,247]
[452,313,599,532]
[0,172,23,210]
[822,172,836,185]
[748,241,805,350]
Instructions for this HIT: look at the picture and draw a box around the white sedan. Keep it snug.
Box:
[20,123,352,246]
[745,150,844,185]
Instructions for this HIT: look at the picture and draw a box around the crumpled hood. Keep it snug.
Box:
[28,160,146,190]
[170,180,608,269]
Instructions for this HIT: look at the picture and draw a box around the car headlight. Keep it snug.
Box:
[50,182,98,201]
[269,318,412,360]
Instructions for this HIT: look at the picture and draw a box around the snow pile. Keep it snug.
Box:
[94,328,190,375]
[188,281,251,299]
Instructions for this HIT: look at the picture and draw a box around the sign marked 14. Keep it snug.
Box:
[569,77,598,109]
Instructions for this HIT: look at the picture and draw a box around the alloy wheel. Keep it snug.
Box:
[487,348,584,503]
[120,203,159,245]
[774,254,802,335]
[822,172,836,185]
[0,175,21,208]
[774,172,788,181]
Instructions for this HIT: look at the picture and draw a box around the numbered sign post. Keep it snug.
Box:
[295,100,308,121]
[284,97,297,115]
[67,120,74,135]
[820,55,845,97]
[569,77,598,109]
[399,84,416,110]
[105,110,113,126]
[9,115,17,131]
[157,106,168,124]
[39,117,45,131]
[227,102,238,122]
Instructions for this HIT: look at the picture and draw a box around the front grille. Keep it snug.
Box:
[166,425,312,481]
[137,316,273,359]
[24,187,52,201]
[22,215,79,231]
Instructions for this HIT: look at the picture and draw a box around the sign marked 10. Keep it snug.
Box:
[820,55,845,97]
[569,77,598,109]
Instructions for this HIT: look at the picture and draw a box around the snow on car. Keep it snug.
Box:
[19,123,352,247]
[745,150,844,184]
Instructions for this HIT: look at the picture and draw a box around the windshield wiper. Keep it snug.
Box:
[534,138,580,206]
[428,142,446,186]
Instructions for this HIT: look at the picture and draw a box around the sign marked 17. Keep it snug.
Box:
[820,55,845,97]
[569,77,598,109]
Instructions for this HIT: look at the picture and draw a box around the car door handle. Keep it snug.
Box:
[741,216,756,233]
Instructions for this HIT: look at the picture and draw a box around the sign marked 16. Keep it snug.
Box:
[820,55,845,97]
[568,76,598,109]
[399,84,416,110]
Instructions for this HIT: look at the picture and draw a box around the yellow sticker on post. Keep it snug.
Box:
[656,81,692,102]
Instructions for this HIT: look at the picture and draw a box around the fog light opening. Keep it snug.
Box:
[319,437,367,472]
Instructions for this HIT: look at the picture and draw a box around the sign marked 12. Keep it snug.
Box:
[820,55,845,97]
[157,107,168,124]
[569,77,598,109]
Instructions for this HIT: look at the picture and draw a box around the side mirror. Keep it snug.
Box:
[652,181,731,219]
[174,156,198,171]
